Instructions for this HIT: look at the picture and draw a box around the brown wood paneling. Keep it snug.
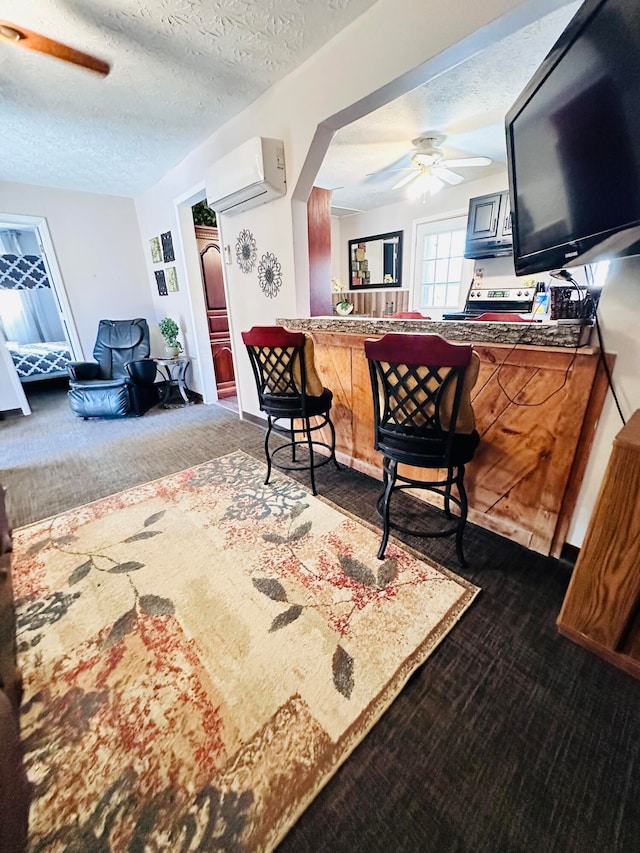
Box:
[301,329,605,556]
[312,338,354,461]
[201,244,225,310]
[550,354,614,557]
[208,315,230,334]
[195,226,235,396]
[558,411,640,664]
[308,187,333,317]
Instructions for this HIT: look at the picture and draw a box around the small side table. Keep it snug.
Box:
[156,357,195,408]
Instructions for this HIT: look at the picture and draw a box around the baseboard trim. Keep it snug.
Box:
[241,410,266,428]
[559,542,580,567]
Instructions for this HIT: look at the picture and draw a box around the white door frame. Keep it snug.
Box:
[173,183,241,409]
[0,212,83,360]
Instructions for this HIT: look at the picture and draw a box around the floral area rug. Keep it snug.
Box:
[14,451,479,851]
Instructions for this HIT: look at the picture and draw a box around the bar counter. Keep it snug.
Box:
[279,315,594,349]
[276,316,608,557]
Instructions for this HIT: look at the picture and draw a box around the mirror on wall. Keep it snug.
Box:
[348,231,403,288]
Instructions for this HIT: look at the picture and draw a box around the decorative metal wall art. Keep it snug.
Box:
[235,229,257,274]
[258,252,282,299]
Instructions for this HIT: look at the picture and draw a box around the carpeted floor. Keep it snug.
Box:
[3,379,640,852]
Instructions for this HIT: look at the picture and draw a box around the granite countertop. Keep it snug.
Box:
[277,316,594,349]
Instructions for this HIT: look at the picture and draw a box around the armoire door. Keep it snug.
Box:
[195,226,236,398]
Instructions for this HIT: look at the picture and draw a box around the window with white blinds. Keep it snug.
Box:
[412,215,473,315]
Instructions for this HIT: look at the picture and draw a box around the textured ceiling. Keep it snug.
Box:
[1,0,580,207]
[0,0,378,196]
[318,2,581,214]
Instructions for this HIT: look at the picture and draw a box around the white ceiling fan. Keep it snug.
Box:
[383,133,492,196]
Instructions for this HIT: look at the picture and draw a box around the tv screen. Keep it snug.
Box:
[506,0,640,275]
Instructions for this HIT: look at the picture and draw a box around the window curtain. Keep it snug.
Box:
[0,288,64,344]
[0,251,64,344]
[0,231,22,255]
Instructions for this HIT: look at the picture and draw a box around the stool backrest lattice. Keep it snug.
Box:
[374,362,460,431]
[365,333,475,463]
[242,326,308,405]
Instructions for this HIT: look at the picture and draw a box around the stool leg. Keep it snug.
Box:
[377,457,396,559]
[264,416,274,486]
[291,418,297,462]
[455,465,469,567]
[327,414,341,471]
[444,467,454,518]
[304,416,318,495]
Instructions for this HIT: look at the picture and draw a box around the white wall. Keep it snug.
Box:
[0,181,155,359]
[567,256,640,544]
[133,0,565,416]
[334,171,509,299]
[0,326,29,415]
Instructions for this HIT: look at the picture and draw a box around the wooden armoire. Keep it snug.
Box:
[194,226,236,398]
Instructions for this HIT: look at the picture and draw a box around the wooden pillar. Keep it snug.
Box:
[307,186,333,317]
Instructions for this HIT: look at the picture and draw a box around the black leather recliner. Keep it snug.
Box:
[68,319,158,419]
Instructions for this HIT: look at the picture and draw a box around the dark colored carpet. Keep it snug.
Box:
[2,379,640,852]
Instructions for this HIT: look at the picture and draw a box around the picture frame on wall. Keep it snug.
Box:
[155,270,168,296]
[165,267,179,292]
[347,231,403,288]
[161,231,175,263]
[149,237,162,263]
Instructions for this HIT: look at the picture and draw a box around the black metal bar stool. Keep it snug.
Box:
[242,326,340,495]
[365,333,480,566]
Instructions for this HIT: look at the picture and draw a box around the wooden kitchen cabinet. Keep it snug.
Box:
[195,225,236,398]
[465,190,512,258]
[557,410,640,678]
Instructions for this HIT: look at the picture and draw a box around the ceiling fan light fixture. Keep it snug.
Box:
[408,170,444,199]
[413,151,440,168]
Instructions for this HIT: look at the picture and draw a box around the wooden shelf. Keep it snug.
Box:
[557,410,640,677]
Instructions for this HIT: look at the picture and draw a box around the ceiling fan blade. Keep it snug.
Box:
[442,156,492,168]
[365,167,414,177]
[392,171,420,190]
[434,167,464,185]
[0,21,110,76]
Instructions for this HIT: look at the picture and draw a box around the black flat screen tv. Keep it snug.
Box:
[506,0,640,276]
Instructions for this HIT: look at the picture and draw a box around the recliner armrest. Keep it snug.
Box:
[125,358,158,386]
[67,362,99,381]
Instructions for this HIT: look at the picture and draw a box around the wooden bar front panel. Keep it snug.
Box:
[306,330,605,557]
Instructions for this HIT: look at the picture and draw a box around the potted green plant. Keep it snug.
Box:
[335,296,354,316]
[159,317,183,358]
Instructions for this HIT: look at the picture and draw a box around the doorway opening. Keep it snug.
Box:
[0,216,80,396]
[191,201,236,402]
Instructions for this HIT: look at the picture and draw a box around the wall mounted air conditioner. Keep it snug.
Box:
[205,137,286,215]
